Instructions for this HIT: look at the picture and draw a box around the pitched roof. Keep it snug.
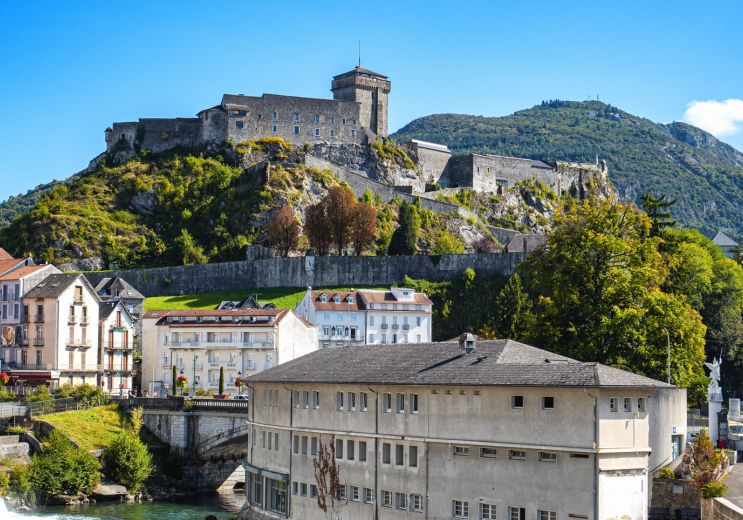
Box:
[149,308,290,327]
[250,339,672,389]
[0,264,52,281]
[358,290,432,306]
[713,231,739,248]
[24,273,96,299]
[333,66,388,80]
[0,258,27,277]
[310,291,364,311]
[94,277,145,300]
[0,248,13,261]
[99,300,134,322]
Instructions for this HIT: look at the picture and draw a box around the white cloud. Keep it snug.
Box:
[683,98,743,136]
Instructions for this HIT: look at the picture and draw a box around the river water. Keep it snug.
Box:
[0,491,245,519]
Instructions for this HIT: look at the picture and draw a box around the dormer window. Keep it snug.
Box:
[333,295,341,303]
[320,294,327,303]
[347,295,354,303]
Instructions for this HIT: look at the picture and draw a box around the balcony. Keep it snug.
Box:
[73,295,84,304]
[391,323,400,330]
[226,362,238,369]
[242,341,273,349]
[66,339,92,349]
[21,338,29,347]
[22,315,30,324]
[81,317,90,325]
[380,323,389,330]
[34,314,44,323]
[402,324,411,330]
[68,316,76,325]
[208,362,221,369]
[170,340,201,348]
[32,338,44,347]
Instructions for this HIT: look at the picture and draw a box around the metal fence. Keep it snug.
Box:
[114,396,250,414]
[25,396,110,417]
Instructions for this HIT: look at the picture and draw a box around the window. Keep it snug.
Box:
[235,121,244,129]
[382,490,392,507]
[293,390,300,407]
[396,492,408,510]
[359,441,367,461]
[350,129,356,138]
[293,435,300,454]
[351,486,360,501]
[303,391,310,408]
[313,391,320,409]
[570,453,590,459]
[452,445,470,456]
[301,436,308,455]
[300,482,307,496]
[293,113,300,121]
[336,392,344,411]
[623,397,633,412]
[267,478,287,514]
[395,444,404,466]
[310,484,318,498]
[330,129,336,137]
[360,392,368,411]
[409,445,418,467]
[272,111,278,120]
[542,396,555,410]
[453,499,469,518]
[508,449,527,461]
[294,125,300,134]
[347,440,355,460]
[382,443,391,464]
[539,451,557,463]
[250,473,263,506]
[416,316,422,326]
[610,397,618,412]
[292,481,298,495]
[352,118,357,126]
[480,447,497,458]
[410,393,419,414]
[411,493,423,512]
[539,510,557,520]
[637,397,646,412]
[369,315,375,326]
[314,128,320,137]
[481,503,497,520]
[349,392,356,411]
[337,484,346,500]
[271,125,277,133]
[509,507,526,520]
[512,395,524,408]
[384,393,392,413]
[342,118,347,125]
[315,115,321,123]
[396,393,405,414]
[364,487,374,503]
[335,438,343,459]
[274,433,279,450]
[311,436,318,456]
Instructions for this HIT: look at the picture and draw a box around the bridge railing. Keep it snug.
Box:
[113,396,250,414]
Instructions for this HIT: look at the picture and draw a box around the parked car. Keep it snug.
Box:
[231,395,249,400]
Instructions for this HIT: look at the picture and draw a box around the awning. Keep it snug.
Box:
[9,370,59,380]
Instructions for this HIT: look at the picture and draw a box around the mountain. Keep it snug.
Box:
[0,179,65,228]
[391,100,743,239]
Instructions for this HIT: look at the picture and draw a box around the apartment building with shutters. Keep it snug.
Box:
[98,301,135,394]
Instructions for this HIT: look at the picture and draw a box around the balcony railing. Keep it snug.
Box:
[391,324,400,330]
[380,323,389,329]
[73,295,84,304]
[66,339,92,348]
[33,338,44,347]
[21,338,29,346]
[68,316,76,325]
[22,315,30,324]
[34,315,44,323]
[208,362,220,368]
[242,341,273,349]
[402,324,411,330]
[171,340,201,347]
[226,362,238,369]
[206,337,236,344]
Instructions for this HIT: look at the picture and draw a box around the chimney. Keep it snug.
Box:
[459,333,476,355]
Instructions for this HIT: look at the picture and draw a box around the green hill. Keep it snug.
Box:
[391,100,743,239]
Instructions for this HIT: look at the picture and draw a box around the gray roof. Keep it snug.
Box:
[713,231,739,248]
[99,300,134,322]
[94,277,145,300]
[24,273,95,299]
[333,66,388,80]
[249,340,673,388]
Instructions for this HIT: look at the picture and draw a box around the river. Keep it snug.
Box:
[0,491,245,519]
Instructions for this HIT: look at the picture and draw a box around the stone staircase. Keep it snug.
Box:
[0,434,30,461]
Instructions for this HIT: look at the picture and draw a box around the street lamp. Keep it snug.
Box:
[193,357,197,394]
[661,325,671,384]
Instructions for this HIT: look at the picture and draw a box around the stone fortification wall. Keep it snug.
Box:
[107,118,204,155]
[84,251,521,297]
[405,141,452,185]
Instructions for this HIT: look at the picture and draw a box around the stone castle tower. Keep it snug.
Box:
[331,67,391,137]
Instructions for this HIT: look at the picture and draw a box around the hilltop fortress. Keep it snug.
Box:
[105,65,608,197]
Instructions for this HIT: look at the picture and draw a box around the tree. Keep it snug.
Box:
[388,201,420,256]
[325,185,357,255]
[472,235,499,253]
[431,230,464,255]
[640,193,676,237]
[266,205,300,257]
[174,228,208,265]
[479,273,534,342]
[103,430,153,494]
[522,200,706,387]
[313,436,345,519]
[29,430,99,503]
[351,202,377,255]
[304,201,333,256]
[172,365,177,396]
[219,366,225,396]
[683,429,729,498]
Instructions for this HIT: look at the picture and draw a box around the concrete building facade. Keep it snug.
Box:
[294,287,432,349]
[140,309,317,396]
[240,337,686,520]
[105,66,390,154]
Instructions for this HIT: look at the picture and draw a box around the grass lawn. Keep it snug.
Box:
[144,285,388,311]
[34,404,126,451]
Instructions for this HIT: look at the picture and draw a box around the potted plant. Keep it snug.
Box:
[176,375,188,396]
[0,371,9,386]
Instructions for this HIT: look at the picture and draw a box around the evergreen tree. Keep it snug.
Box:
[492,273,534,341]
[641,193,677,237]
[219,366,225,396]
[171,365,177,396]
[388,201,420,256]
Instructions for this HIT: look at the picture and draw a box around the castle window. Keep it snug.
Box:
[257,114,262,121]
[294,126,300,135]
[352,119,357,126]
[351,129,356,139]
[329,117,336,124]
[272,111,278,120]
[235,121,244,129]
[271,125,277,133]
[293,113,300,121]
[314,128,320,137]
[232,110,246,117]
[342,118,347,125]
[330,129,336,138]
[314,115,321,123]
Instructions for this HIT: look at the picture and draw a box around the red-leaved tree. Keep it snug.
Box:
[266,205,300,257]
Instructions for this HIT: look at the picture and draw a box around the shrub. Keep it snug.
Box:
[102,431,154,494]
[0,387,17,402]
[702,481,728,499]
[24,385,52,403]
[659,467,676,479]
[195,389,211,397]
[431,230,465,255]
[9,463,31,499]
[0,471,8,496]
[30,430,99,502]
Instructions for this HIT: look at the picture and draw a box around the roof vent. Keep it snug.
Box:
[459,332,476,355]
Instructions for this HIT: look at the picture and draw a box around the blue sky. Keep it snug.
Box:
[1,0,741,200]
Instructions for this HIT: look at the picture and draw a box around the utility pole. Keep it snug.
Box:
[661,325,671,384]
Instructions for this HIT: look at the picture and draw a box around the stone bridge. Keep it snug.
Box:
[116,397,251,491]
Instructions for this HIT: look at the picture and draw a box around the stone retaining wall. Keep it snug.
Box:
[703,498,743,520]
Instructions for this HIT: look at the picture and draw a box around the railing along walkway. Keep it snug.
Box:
[114,396,250,413]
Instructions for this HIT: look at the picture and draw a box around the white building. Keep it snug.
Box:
[21,273,102,386]
[0,264,60,367]
[295,287,432,348]
[242,335,687,520]
[141,309,318,396]
[98,301,135,395]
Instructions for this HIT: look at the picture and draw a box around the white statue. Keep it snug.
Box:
[705,357,723,400]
